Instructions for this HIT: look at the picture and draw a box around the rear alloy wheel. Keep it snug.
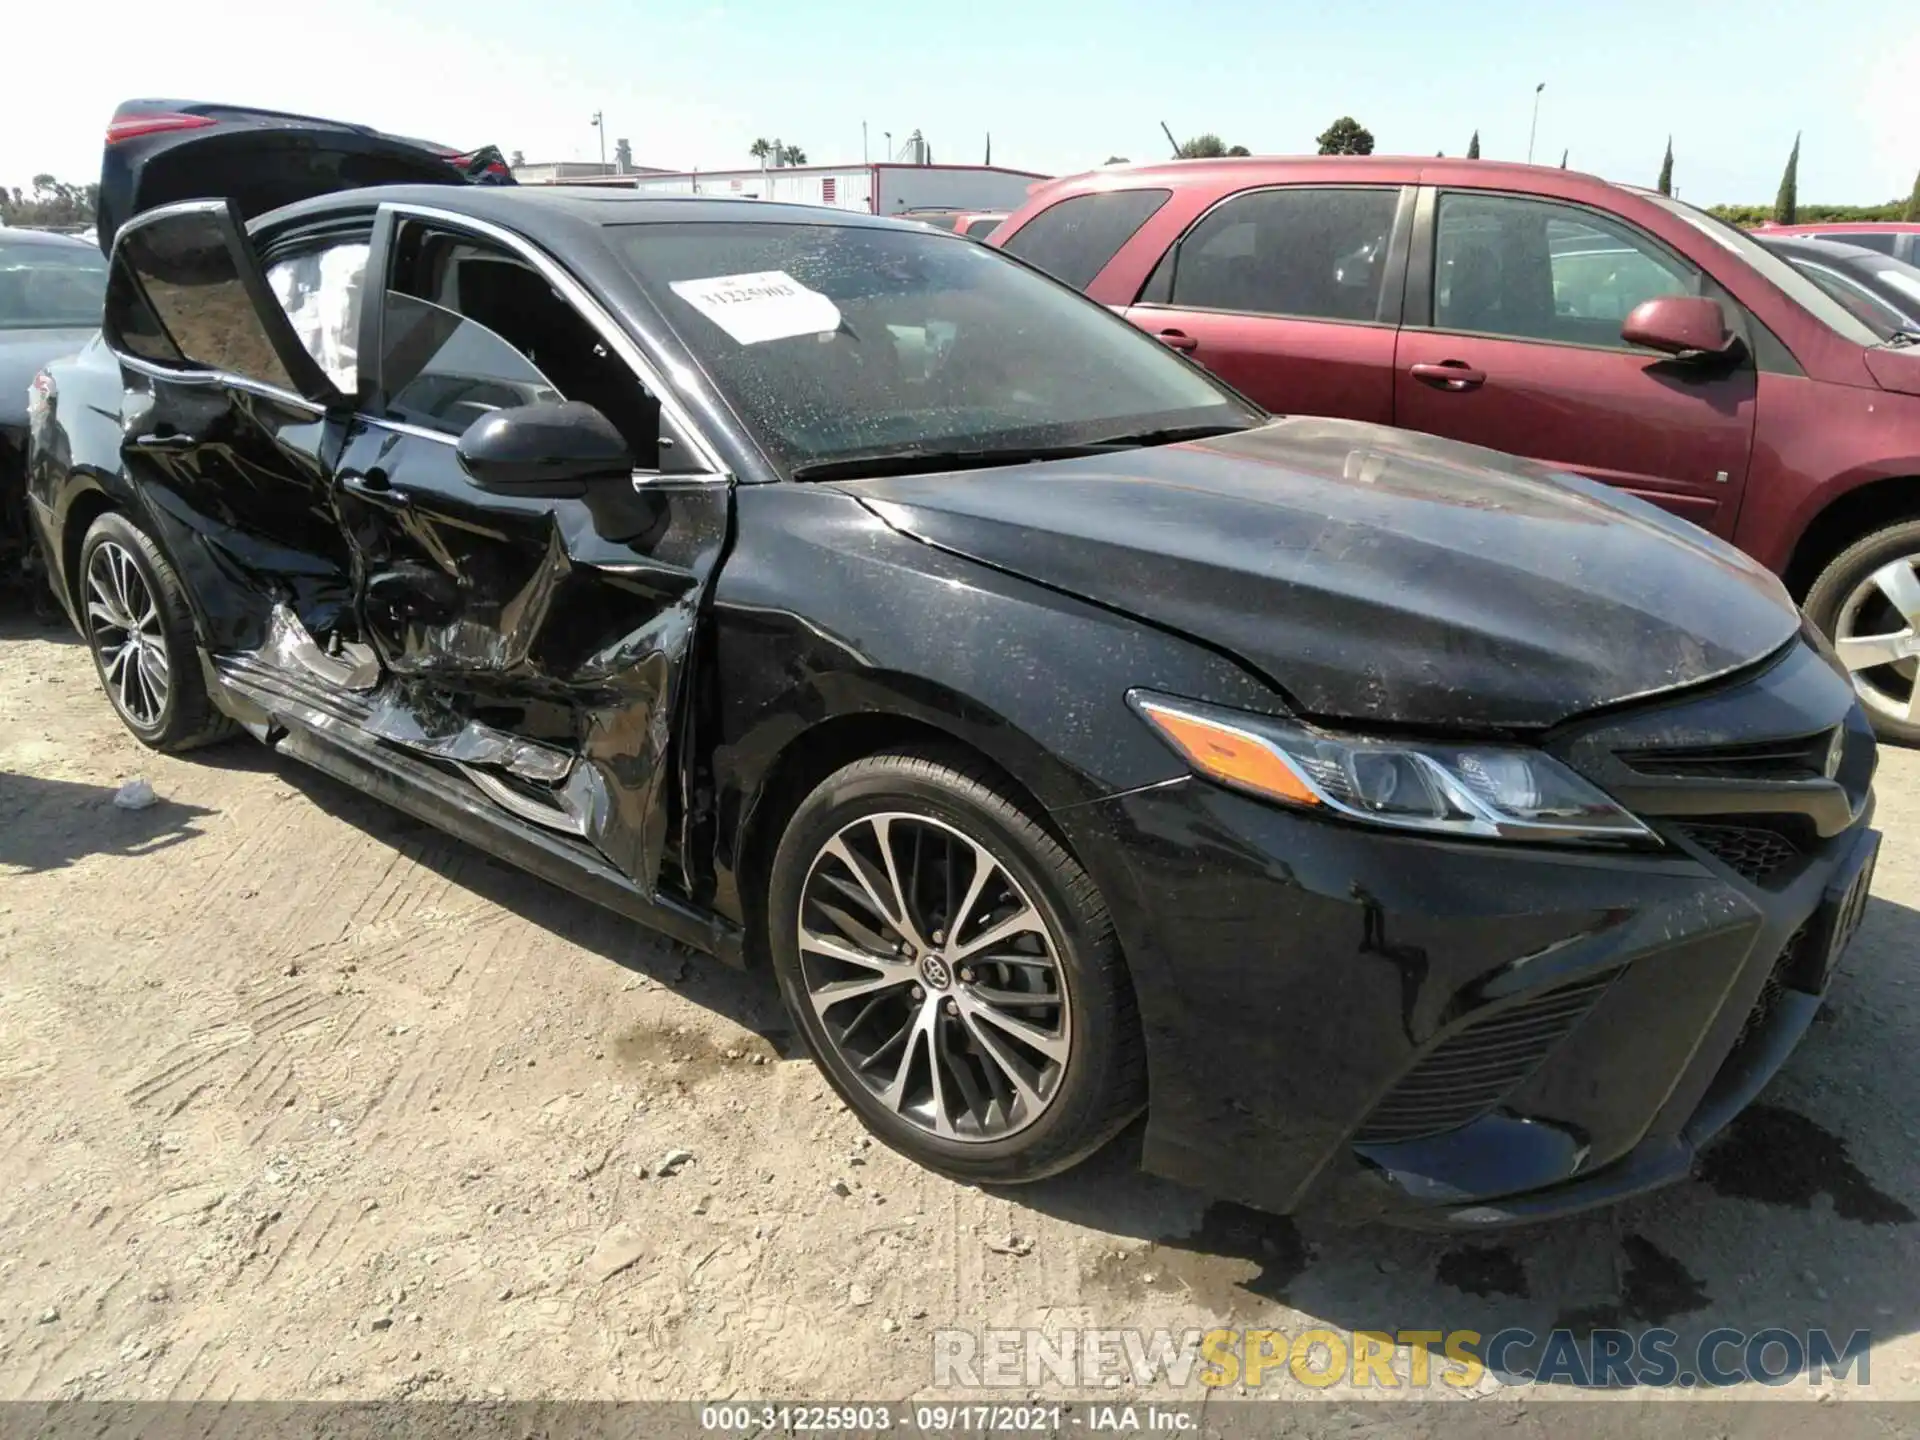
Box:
[1805,519,1920,745]
[77,512,235,752]
[767,748,1144,1183]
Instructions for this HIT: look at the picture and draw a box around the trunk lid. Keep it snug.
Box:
[842,417,1801,731]
[97,99,513,253]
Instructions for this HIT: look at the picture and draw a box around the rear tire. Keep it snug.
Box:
[76,512,235,753]
[767,746,1145,1184]
[1804,519,1920,746]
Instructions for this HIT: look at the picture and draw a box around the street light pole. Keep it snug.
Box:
[591,110,605,168]
[1526,82,1545,165]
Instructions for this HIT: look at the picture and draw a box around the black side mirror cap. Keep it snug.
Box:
[455,400,635,495]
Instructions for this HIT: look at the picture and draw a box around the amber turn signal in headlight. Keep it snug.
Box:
[1129,691,1655,846]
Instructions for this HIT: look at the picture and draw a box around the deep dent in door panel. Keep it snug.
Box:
[330,426,727,895]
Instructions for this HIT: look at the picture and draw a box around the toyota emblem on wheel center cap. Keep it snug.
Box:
[919,953,953,991]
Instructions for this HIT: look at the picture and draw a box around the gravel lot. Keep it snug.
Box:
[2,599,1917,1406]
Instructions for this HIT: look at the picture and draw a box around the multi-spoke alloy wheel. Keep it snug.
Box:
[75,512,234,753]
[797,811,1071,1141]
[768,749,1145,1182]
[86,539,171,728]
[1807,519,1920,746]
[1834,556,1920,726]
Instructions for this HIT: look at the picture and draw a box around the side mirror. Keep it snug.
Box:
[1620,295,1739,361]
[455,400,635,495]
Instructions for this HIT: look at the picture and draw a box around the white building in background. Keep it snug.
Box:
[559,162,1050,218]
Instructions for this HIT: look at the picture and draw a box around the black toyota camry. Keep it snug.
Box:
[26,102,1880,1228]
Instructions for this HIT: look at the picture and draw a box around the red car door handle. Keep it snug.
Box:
[1409,361,1486,390]
[1156,329,1199,353]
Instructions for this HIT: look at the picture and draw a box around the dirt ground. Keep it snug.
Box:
[3,597,1919,1408]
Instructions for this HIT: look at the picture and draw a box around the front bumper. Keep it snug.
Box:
[1061,640,1879,1228]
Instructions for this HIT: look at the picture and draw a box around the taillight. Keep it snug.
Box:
[106,112,217,145]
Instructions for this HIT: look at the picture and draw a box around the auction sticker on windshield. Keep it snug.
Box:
[668,270,841,344]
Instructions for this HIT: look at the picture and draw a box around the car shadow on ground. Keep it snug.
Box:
[1011,892,1920,1392]
[266,758,797,1053]
[0,586,78,642]
[0,770,214,873]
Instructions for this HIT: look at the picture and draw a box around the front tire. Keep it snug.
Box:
[1804,519,1920,745]
[77,512,234,752]
[767,747,1145,1184]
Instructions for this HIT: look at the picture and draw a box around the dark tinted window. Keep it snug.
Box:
[380,291,561,436]
[1433,193,1703,348]
[1813,231,1897,256]
[107,209,296,387]
[0,241,107,330]
[999,190,1171,289]
[1157,187,1399,322]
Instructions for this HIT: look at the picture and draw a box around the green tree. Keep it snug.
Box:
[779,144,807,165]
[1466,130,1481,160]
[1104,155,1130,165]
[1176,133,1230,159]
[748,138,773,164]
[1657,136,1674,196]
[1903,170,1920,223]
[1315,116,1375,156]
[0,175,97,229]
[1773,132,1800,224]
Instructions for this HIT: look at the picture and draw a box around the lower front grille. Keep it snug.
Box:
[1354,970,1620,1145]
[1676,822,1803,887]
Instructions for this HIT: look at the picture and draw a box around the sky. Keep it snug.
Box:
[4,0,1916,208]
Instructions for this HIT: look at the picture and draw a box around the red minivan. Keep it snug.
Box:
[992,158,1920,742]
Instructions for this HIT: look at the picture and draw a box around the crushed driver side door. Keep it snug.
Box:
[329,205,734,898]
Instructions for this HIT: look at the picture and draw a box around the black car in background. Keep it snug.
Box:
[24,104,1880,1228]
[1760,234,1920,341]
[1,227,107,578]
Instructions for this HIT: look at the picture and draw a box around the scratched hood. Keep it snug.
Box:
[845,417,1801,730]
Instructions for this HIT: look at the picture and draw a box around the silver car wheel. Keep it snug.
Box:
[796,811,1071,1142]
[1834,555,1920,724]
[85,540,171,728]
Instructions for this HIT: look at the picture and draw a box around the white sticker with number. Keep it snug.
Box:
[667,270,842,345]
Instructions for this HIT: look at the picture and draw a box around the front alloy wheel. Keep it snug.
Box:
[797,811,1071,1141]
[768,748,1145,1183]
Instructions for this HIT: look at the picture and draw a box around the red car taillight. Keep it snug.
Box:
[105,112,217,145]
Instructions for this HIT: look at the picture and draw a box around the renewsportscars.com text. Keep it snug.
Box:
[932,1326,1872,1389]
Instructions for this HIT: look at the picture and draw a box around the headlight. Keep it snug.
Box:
[1130,691,1654,846]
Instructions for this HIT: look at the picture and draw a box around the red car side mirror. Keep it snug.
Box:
[1621,295,1738,360]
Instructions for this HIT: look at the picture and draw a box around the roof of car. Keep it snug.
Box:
[255,184,916,237]
[1759,234,1897,263]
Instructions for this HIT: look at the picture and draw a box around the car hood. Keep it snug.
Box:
[0,327,96,429]
[842,417,1801,730]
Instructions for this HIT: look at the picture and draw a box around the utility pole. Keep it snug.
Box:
[591,111,605,168]
[1526,82,1545,165]
[863,120,868,164]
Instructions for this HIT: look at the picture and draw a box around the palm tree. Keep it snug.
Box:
[779,144,807,166]
[748,138,773,166]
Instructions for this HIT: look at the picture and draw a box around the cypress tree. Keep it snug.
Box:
[1773,133,1800,224]
[1657,137,1674,196]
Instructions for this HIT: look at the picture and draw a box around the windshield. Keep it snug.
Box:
[1642,195,1883,346]
[610,221,1259,476]
[0,240,108,330]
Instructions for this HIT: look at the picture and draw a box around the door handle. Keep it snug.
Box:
[1155,329,1199,353]
[1409,361,1486,391]
[341,468,410,507]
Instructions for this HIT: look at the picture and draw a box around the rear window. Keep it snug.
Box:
[0,240,107,330]
[999,190,1171,290]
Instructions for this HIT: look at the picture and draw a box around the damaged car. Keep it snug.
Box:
[25,103,1881,1227]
